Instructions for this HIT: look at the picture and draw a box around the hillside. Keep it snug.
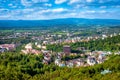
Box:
[0,52,120,80]
[0,18,120,28]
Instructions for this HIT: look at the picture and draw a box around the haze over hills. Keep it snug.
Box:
[0,18,120,27]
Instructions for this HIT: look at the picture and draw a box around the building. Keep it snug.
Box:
[25,43,32,51]
[0,48,6,53]
[87,56,96,66]
[63,45,71,55]
[0,44,16,51]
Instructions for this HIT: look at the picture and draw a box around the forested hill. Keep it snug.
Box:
[0,52,120,80]
[0,18,120,27]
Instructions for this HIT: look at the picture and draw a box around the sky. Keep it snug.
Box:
[0,0,120,20]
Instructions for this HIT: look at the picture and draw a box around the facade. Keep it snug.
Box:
[63,45,71,55]
[87,57,96,66]
[0,44,16,51]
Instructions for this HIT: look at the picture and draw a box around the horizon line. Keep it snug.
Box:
[0,18,120,21]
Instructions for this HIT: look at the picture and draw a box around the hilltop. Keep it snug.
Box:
[0,18,120,27]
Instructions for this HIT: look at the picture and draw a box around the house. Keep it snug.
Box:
[42,52,51,64]
[75,59,84,67]
[0,48,6,53]
[66,61,74,68]
[87,56,97,66]
[63,45,71,55]
[43,59,49,64]
[59,63,65,67]
[31,49,41,55]
[97,53,105,64]
[0,44,16,51]
[25,43,32,51]
[22,43,41,55]
[55,59,61,65]
[21,50,28,54]
[54,59,65,67]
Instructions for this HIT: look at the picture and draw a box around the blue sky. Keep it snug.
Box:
[0,0,120,20]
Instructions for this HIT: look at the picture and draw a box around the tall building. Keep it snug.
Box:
[63,45,71,54]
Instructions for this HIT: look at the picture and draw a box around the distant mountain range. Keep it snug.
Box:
[0,18,120,27]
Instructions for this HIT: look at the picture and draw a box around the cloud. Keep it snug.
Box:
[21,0,49,7]
[32,0,49,3]
[81,10,107,14]
[99,10,106,13]
[21,0,33,6]
[69,0,81,4]
[98,0,119,3]
[8,3,17,8]
[44,3,52,7]
[86,0,94,3]
[55,0,67,4]
[0,0,120,20]
[8,3,13,7]
[39,8,68,14]
[52,8,68,12]
[85,10,96,13]
[0,8,9,15]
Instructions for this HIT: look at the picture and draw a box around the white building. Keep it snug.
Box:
[87,57,96,66]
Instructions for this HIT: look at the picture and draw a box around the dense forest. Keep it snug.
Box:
[0,52,59,80]
[47,35,120,52]
[0,52,120,80]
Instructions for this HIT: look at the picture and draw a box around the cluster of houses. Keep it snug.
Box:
[0,41,118,68]
[21,43,52,64]
[1,32,29,39]
[32,32,120,46]
[54,50,112,67]
[54,33,119,44]
[21,43,41,55]
[42,51,51,64]
[0,44,16,53]
[55,58,85,67]
[20,43,118,68]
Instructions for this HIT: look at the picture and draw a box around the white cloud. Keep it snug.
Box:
[8,3,13,6]
[21,0,33,6]
[86,0,94,3]
[69,0,81,4]
[21,0,49,7]
[8,3,17,8]
[0,8,8,12]
[69,13,77,16]
[55,0,67,4]
[52,8,67,12]
[0,8,9,15]
[81,10,107,14]
[39,8,68,14]
[0,0,120,20]
[74,4,89,9]
[98,0,113,3]
[32,0,49,3]
[22,9,34,13]
[44,3,52,7]
[86,10,96,13]
[99,10,106,13]
[0,15,11,19]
